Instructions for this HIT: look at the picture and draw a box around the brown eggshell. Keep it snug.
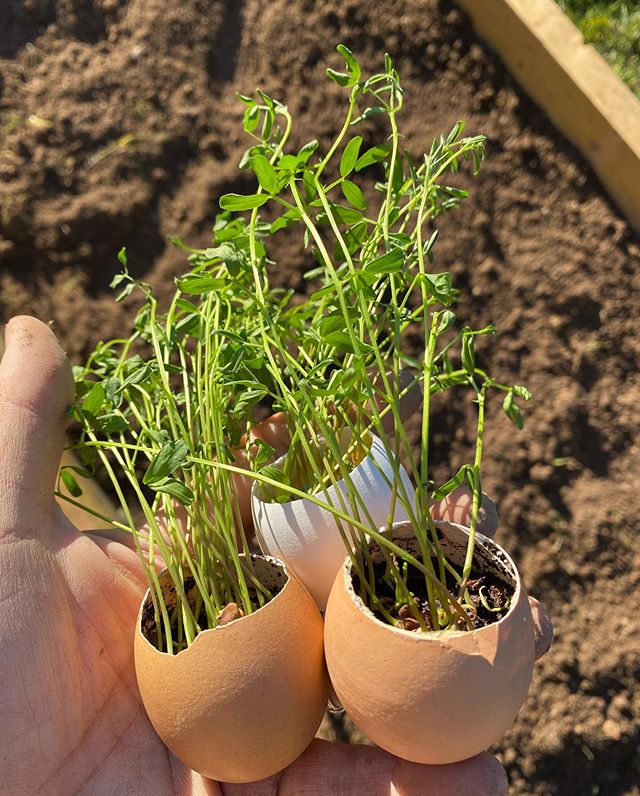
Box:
[134,556,329,783]
[324,521,535,764]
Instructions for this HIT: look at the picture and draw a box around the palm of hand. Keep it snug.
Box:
[1,519,205,794]
[0,318,518,796]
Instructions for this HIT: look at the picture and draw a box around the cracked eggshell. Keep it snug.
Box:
[324,521,535,764]
[251,434,415,610]
[134,557,329,783]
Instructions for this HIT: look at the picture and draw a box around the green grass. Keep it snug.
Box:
[558,0,640,94]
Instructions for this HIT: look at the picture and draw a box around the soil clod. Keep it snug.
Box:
[217,602,244,626]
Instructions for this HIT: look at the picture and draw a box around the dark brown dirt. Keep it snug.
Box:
[356,543,513,631]
[2,1,639,793]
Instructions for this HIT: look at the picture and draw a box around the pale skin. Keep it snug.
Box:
[0,316,552,796]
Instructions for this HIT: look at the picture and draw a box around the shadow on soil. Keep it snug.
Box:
[508,729,640,796]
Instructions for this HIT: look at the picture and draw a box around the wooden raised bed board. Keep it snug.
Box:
[455,0,640,234]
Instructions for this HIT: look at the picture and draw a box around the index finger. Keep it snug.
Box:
[221,740,507,796]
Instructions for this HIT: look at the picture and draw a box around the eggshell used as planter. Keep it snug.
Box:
[251,434,415,610]
[324,521,535,765]
[134,556,329,783]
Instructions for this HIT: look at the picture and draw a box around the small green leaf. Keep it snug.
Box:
[243,105,260,133]
[326,68,351,87]
[78,446,97,467]
[320,204,361,225]
[400,352,421,369]
[447,120,465,144]
[258,464,293,503]
[175,298,199,314]
[117,247,128,267]
[109,272,127,290]
[323,331,371,356]
[104,377,122,405]
[340,136,363,178]
[113,280,135,302]
[261,107,274,141]
[461,331,475,376]
[388,232,412,248]
[250,439,275,469]
[341,179,367,210]
[213,218,248,243]
[355,144,392,171]
[144,440,190,485]
[149,429,171,446]
[176,275,227,295]
[503,392,525,430]
[363,247,404,274]
[220,343,244,375]
[82,382,105,416]
[271,209,302,233]
[60,469,83,498]
[252,154,278,194]
[423,229,439,262]
[341,220,368,256]
[297,140,319,163]
[152,478,195,506]
[302,169,317,202]
[122,362,153,388]
[278,154,301,171]
[95,413,129,434]
[513,385,532,401]
[256,89,275,110]
[432,465,470,501]
[234,387,267,415]
[337,44,361,83]
[443,185,469,200]
[318,312,346,338]
[214,244,245,277]
[352,106,385,125]
[391,157,404,193]
[219,193,269,211]
[436,311,456,335]
[176,314,201,338]
[417,271,458,304]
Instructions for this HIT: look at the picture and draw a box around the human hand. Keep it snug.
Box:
[0,316,548,795]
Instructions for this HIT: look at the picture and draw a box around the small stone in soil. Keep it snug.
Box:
[396,617,420,631]
[217,602,244,626]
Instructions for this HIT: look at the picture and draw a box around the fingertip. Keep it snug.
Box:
[393,751,508,796]
[477,494,499,538]
[430,486,499,538]
[529,597,553,660]
[6,315,63,352]
[249,412,291,455]
[266,740,508,796]
[2,316,74,408]
[0,316,75,529]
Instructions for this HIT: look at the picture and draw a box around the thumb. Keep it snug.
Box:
[0,316,74,534]
[430,484,499,538]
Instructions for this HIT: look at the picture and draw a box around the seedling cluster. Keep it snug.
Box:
[63,46,530,651]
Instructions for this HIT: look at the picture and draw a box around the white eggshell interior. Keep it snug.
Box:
[251,434,415,609]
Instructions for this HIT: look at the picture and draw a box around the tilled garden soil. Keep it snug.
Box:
[1,1,639,793]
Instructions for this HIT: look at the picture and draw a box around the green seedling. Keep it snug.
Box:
[217,46,531,630]
[62,46,531,645]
